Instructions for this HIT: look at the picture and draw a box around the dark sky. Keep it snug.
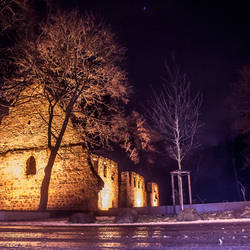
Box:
[62,0,250,147]
[2,0,244,204]
[61,0,250,203]
[1,0,249,204]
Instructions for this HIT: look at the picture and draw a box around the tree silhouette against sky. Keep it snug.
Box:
[1,10,152,210]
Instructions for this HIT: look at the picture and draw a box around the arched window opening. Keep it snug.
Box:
[26,156,36,175]
[111,172,115,181]
[103,165,107,177]
[92,158,98,171]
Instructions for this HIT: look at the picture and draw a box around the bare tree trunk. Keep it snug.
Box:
[177,159,182,171]
[39,148,57,211]
[86,151,104,189]
[38,106,72,211]
[175,119,182,170]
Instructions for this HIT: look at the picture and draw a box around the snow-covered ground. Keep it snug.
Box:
[2,206,250,226]
[1,217,250,227]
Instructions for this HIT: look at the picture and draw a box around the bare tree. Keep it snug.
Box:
[1,11,151,210]
[149,58,202,170]
[148,57,202,210]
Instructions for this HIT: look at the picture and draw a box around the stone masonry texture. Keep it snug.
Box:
[93,156,118,211]
[0,84,118,211]
[147,182,160,207]
[120,171,147,208]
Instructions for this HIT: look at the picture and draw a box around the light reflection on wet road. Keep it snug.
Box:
[1,222,250,249]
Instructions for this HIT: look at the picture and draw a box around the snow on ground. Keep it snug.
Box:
[2,217,250,227]
[2,206,250,226]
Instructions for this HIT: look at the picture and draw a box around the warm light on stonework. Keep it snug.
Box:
[147,182,159,207]
[98,182,113,210]
[0,84,121,211]
[153,198,158,206]
[135,195,143,207]
[134,186,145,207]
[96,157,118,211]
[120,171,147,208]
[3,160,23,178]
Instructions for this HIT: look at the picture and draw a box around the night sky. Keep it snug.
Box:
[65,0,250,204]
[3,0,250,204]
[60,0,250,145]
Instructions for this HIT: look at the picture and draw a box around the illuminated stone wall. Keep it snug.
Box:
[0,147,103,211]
[147,182,160,207]
[0,84,81,154]
[92,156,118,211]
[120,171,147,208]
[0,84,157,211]
[0,84,116,211]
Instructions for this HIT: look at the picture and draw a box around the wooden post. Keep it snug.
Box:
[177,173,184,211]
[170,170,192,213]
[171,172,176,213]
[187,172,192,207]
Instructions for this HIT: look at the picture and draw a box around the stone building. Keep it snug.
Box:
[0,84,118,211]
[147,182,159,207]
[120,171,160,208]
[120,171,147,208]
[92,156,118,211]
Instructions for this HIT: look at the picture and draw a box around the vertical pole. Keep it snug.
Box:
[171,172,176,213]
[178,173,184,211]
[187,172,192,208]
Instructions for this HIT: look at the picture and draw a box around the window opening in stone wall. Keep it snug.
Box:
[138,181,140,189]
[26,156,36,175]
[154,194,158,203]
[134,177,136,187]
[111,172,115,181]
[93,158,98,171]
[103,165,107,177]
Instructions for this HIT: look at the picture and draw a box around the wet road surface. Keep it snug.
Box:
[1,221,250,249]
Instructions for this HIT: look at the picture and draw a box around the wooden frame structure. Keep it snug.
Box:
[170,170,192,213]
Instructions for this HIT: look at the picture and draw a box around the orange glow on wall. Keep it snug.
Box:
[152,197,158,206]
[135,192,144,207]
[147,182,159,207]
[0,84,119,211]
[98,182,113,210]
[95,157,118,211]
[3,160,23,178]
[120,171,147,208]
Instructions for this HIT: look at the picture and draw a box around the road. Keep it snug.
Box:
[1,221,250,249]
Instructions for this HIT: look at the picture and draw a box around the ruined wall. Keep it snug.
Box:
[0,84,81,153]
[0,84,104,211]
[0,147,104,211]
[147,182,160,207]
[0,84,155,211]
[92,156,118,211]
[120,171,147,208]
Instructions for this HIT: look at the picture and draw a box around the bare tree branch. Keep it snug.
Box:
[148,56,202,170]
[1,10,153,210]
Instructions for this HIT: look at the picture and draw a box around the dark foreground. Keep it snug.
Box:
[1,221,250,249]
